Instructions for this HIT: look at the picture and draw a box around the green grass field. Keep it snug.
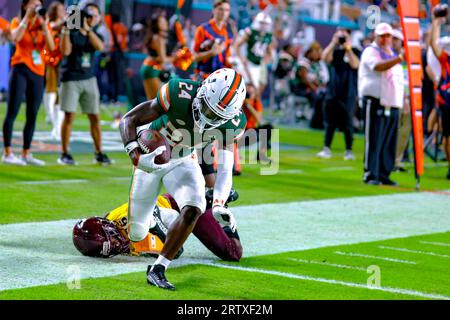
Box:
[0,102,449,300]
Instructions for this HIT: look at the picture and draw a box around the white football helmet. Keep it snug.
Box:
[251,12,273,34]
[193,68,246,133]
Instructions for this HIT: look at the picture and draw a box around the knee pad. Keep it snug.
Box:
[128,222,149,243]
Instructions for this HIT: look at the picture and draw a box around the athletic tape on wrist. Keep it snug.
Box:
[125,141,139,154]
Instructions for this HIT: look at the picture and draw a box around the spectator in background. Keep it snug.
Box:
[304,41,329,129]
[421,29,435,135]
[289,42,328,125]
[425,35,449,162]
[43,1,65,141]
[317,27,360,160]
[59,2,112,166]
[140,14,173,100]
[234,12,276,99]
[430,14,450,180]
[193,0,234,81]
[359,22,404,186]
[392,29,411,172]
[107,15,128,103]
[242,83,273,163]
[2,0,55,166]
[0,15,11,42]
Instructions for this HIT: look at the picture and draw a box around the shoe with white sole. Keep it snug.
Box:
[317,147,332,159]
[344,150,356,161]
[2,153,27,166]
[22,154,46,166]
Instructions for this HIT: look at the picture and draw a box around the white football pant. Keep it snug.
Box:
[127,153,206,242]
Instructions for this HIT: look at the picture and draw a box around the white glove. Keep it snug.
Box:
[212,206,237,232]
[137,146,170,173]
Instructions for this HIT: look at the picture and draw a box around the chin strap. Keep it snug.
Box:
[213,147,234,207]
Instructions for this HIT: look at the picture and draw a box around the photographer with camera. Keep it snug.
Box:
[58,2,112,166]
[430,4,450,180]
[140,13,174,100]
[317,27,360,161]
[2,0,55,166]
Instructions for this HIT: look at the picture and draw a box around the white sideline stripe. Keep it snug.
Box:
[287,258,366,271]
[378,246,450,258]
[320,166,355,172]
[17,179,89,185]
[420,241,450,248]
[334,251,417,265]
[15,177,132,185]
[1,191,450,291]
[203,263,450,300]
[278,169,304,174]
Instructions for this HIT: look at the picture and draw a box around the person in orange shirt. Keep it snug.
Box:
[2,0,55,166]
[193,0,234,81]
[0,16,11,41]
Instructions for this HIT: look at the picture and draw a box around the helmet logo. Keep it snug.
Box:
[101,241,110,256]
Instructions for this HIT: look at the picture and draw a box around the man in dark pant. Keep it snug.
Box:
[362,96,400,184]
[322,99,356,159]
[317,27,360,160]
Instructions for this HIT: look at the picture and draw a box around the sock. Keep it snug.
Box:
[153,255,171,270]
[53,104,64,133]
[43,93,54,122]
[45,92,56,124]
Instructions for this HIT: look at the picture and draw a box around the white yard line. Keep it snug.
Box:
[420,241,450,248]
[1,191,449,291]
[203,263,450,300]
[378,246,450,258]
[334,251,417,265]
[320,166,355,172]
[287,258,367,271]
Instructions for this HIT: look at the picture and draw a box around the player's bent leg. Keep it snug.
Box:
[161,205,202,260]
[146,205,202,291]
[128,168,162,242]
[147,156,206,290]
[193,209,243,262]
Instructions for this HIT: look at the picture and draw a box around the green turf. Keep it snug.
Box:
[1,231,448,300]
[0,102,127,132]
[0,111,448,225]
[1,102,449,300]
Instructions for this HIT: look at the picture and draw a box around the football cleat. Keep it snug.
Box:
[206,188,240,209]
[147,264,175,290]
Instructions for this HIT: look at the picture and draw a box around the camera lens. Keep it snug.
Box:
[35,6,47,17]
[434,4,448,18]
[338,36,347,45]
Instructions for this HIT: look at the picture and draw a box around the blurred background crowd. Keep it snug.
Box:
[0,0,449,182]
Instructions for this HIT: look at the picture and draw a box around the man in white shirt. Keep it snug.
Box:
[358,22,405,186]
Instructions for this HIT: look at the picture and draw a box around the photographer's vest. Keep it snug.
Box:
[195,19,233,79]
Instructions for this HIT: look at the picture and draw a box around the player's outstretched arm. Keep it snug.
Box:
[119,99,165,166]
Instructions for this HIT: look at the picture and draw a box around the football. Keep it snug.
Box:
[137,129,171,164]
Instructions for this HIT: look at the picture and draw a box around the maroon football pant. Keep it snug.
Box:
[163,194,243,261]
